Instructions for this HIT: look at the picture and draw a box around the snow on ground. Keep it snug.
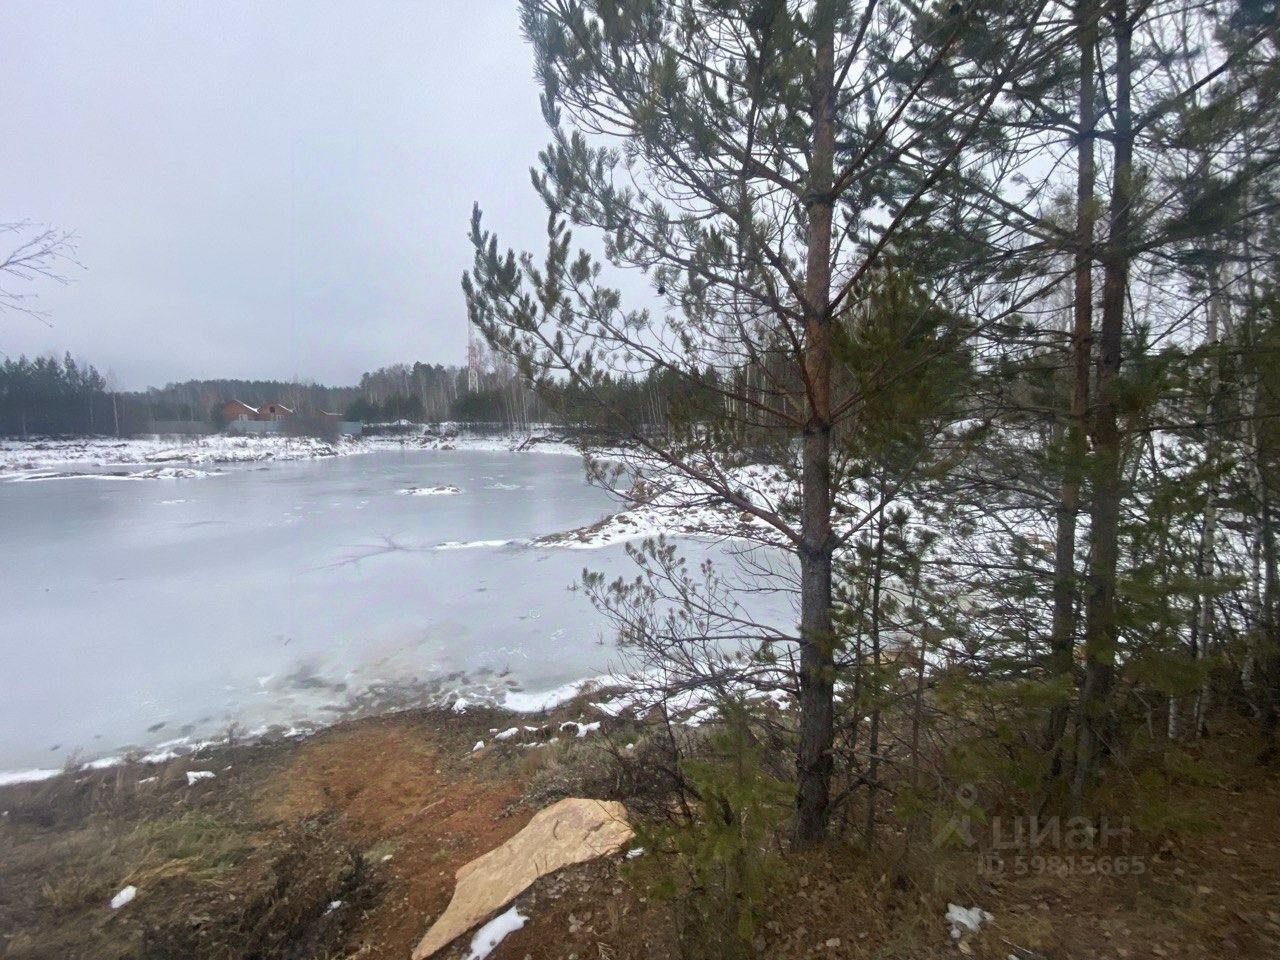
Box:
[434,539,513,551]
[0,435,358,475]
[110,885,138,909]
[560,720,602,738]
[9,465,219,482]
[532,461,794,550]
[465,905,526,960]
[946,904,993,939]
[0,768,62,787]
[500,679,595,713]
[0,428,589,478]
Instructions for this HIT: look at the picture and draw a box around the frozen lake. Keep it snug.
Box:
[0,449,737,773]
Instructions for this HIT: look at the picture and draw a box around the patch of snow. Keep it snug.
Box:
[434,539,512,551]
[683,705,720,727]
[590,699,629,717]
[8,465,218,482]
[82,756,125,771]
[560,720,601,738]
[325,900,343,914]
[472,740,485,752]
[185,770,215,786]
[398,485,462,496]
[625,847,645,859]
[494,727,521,741]
[465,905,526,960]
[946,903,993,939]
[501,680,588,713]
[0,768,62,787]
[110,885,137,909]
[0,435,363,474]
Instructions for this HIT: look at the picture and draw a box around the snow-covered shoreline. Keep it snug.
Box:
[0,675,610,788]
[0,429,587,478]
[0,667,797,788]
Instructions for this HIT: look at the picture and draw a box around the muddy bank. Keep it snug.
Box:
[0,700,630,960]
[6,700,1279,960]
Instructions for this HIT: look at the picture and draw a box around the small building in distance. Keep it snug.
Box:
[258,401,294,421]
[221,399,258,423]
[220,398,354,436]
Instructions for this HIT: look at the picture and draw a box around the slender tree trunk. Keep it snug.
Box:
[1045,1,1097,775]
[1240,203,1268,698]
[1256,406,1280,756]
[1072,0,1132,810]
[794,8,838,846]
[864,504,887,848]
[1241,237,1280,756]
[1193,268,1226,737]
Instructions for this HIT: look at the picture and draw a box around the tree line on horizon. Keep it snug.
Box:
[0,352,709,436]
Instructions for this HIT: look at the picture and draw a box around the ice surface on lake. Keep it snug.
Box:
[0,449,780,773]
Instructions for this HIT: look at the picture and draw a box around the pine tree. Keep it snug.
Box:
[464,0,1074,841]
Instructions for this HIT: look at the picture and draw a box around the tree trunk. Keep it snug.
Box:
[793,8,837,846]
[1192,265,1226,737]
[864,503,887,848]
[1071,0,1132,811]
[1045,0,1097,776]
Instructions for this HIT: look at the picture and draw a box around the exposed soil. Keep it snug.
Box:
[0,706,543,960]
[2,710,1277,960]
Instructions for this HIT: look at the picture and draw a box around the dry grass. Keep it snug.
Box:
[4,705,1278,960]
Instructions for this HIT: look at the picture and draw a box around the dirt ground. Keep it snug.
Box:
[2,709,1277,960]
[0,706,539,960]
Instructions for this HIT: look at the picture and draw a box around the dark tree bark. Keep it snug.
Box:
[1045,0,1098,778]
[1072,0,1132,810]
[794,8,838,846]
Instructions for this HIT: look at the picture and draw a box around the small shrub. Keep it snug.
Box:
[632,700,790,960]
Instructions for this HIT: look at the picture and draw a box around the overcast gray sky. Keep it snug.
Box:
[2,2,555,390]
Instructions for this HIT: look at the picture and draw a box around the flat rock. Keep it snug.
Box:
[411,797,633,960]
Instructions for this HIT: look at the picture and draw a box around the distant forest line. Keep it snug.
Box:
[0,352,690,437]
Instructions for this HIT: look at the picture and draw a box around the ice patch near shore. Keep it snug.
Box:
[0,430,593,477]
[0,435,357,473]
[399,485,462,496]
[0,768,62,787]
[502,680,591,713]
[8,466,219,482]
[434,539,512,551]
